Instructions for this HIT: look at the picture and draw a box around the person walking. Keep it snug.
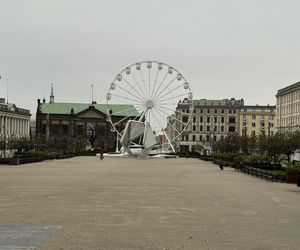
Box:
[219,160,224,170]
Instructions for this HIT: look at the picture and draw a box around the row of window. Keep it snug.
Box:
[242,122,274,128]
[42,124,85,135]
[182,134,225,142]
[187,116,236,123]
[181,109,237,114]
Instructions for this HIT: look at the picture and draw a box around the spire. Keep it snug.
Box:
[50,83,54,103]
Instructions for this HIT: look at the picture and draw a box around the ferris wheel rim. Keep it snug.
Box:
[106,60,193,147]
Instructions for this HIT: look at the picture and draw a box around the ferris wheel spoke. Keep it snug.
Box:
[148,68,151,99]
[139,70,148,99]
[151,108,167,131]
[156,83,185,103]
[130,73,148,100]
[113,83,145,102]
[153,75,177,101]
[110,93,144,104]
[157,102,177,106]
[156,92,189,103]
[122,76,147,100]
[156,104,189,116]
[155,105,188,127]
[151,70,169,100]
[150,68,160,99]
[153,108,181,135]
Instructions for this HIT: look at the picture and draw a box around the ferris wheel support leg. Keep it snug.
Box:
[163,130,175,153]
[138,109,147,122]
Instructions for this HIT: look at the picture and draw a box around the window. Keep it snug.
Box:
[251,131,256,136]
[222,109,224,114]
[207,109,210,113]
[214,126,217,132]
[213,135,217,142]
[62,125,69,135]
[221,126,224,132]
[192,135,196,141]
[200,117,203,123]
[261,123,265,127]
[233,110,236,114]
[193,117,196,123]
[200,109,203,113]
[186,135,189,141]
[200,125,203,131]
[229,126,236,132]
[252,123,256,127]
[182,135,185,141]
[182,116,188,123]
[200,135,203,141]
[243,122,246,127]
[252,115,256,119]
[42,124,46,134]
[77,125,83,135]
[207,117,210,123]
[206,135,210,142]
[207,126,210,132]
[214,117,217,123]
[229,117,236,123]
[221,117,225,123]
[193,125,196,131]
[229,110,232,114]
[214,109,217,114]
[51,125,60,135]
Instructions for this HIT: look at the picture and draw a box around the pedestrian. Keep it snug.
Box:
[239,161,244,171]
[219,160,224,170]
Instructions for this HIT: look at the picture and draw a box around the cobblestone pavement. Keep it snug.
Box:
[0,157,299,250]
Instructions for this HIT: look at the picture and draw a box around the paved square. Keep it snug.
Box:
[0,157,299,249]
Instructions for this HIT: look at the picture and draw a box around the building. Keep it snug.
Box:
[239,105,276,137]
[175,98,244,152]
[35,93,139,153]
[276,81,300,131]
[0,98,31,157]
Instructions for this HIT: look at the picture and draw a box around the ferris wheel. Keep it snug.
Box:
[106,60,193,152]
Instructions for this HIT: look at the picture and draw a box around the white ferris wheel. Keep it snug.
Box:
[106,60,193,153]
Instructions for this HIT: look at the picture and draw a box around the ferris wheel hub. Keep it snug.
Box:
[145,99,155,109]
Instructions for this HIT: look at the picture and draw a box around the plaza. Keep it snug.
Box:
[0,157,299,250]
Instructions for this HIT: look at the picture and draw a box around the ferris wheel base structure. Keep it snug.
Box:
[106,60,193,156]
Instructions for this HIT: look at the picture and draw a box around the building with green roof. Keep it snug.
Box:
[35,91,140,153]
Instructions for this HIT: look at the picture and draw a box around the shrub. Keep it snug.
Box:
[22,150,49,158]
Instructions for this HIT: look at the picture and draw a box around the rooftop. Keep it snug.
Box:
[39,102,140,117]
[0,100,31,116]
[276,81,300,96]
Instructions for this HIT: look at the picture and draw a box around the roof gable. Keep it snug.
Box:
[77,108,105,119]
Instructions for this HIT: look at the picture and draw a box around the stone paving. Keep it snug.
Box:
[0,156,299,250]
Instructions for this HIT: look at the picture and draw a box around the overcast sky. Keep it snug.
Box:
[0,0,299,114]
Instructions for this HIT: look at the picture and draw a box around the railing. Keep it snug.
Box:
[235,165,286,182]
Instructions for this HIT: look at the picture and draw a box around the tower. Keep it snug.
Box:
[50,83,54,103]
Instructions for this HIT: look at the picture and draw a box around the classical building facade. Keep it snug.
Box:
[0,98,31,157]
[175,98,244,152]
[239,105,276,137]
[35,97,139,153]
[276,81,300,131]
